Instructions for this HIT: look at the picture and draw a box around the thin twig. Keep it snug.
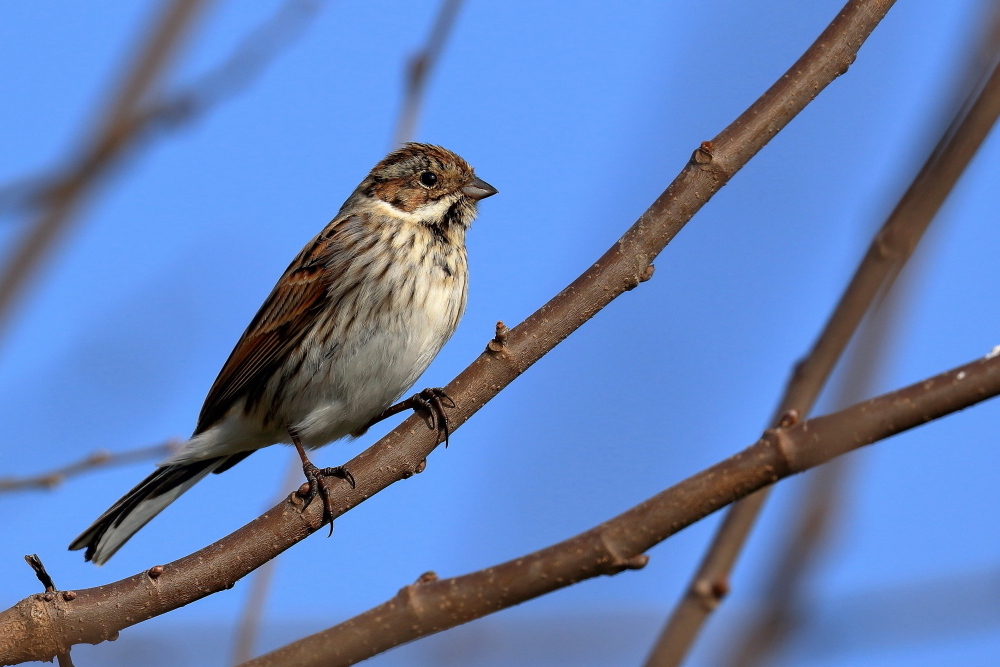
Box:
[0,441,179,494]
[0,0,209,341]
[642,11,1000,666]
[0,0,324,345]
[140,0,323,136]
[236,351,1000,667]
[391,0,465,147]
[23,555,56,594]
[0,1,895,662]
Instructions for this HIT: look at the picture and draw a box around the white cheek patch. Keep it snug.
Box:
[374,196,455,223]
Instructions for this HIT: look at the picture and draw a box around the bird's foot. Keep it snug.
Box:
[367,387,455,446]
[291,431,355,536]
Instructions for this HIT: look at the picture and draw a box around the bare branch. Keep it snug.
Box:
[722,304,897,667]
[0,0,209,341]
[236,352,1000,667]
[643,8,1000,665]
[0,441,179,494]
[142,0,322,135]
[230,457,305,666]
[21,556,75,667]
[391,0,465,147]
[0,0,324,346]
[0,0,895,662]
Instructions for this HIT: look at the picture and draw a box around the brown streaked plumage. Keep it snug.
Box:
[70,143,497,564]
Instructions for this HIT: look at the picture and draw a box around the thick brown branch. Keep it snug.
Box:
[645,5,1000,664]
[0,442,178,494]
[0,0,893,663]
[237,353,1000,667]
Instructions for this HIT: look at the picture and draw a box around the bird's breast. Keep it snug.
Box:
[284,222,468,444]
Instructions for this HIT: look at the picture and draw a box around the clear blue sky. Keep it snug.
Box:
[1,1,998,665]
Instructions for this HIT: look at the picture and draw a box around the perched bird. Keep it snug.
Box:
[70,143,497,564]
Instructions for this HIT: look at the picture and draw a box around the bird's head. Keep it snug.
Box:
[361,143,497,229]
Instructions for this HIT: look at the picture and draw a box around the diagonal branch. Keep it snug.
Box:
[0,0,894,663]
[720,3,1000,658]
[235,352,1000,667]
[642,11,1000,666]
[0,0,324,346]
[723,284,905,667]
[0,0,210,341]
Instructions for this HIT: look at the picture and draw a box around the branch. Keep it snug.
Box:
[0,0,209,341]
[643,7,1000,664]
[0,441,179,494]
[391,0,465,147]
[236,352,1000,667]
[0,0,323,344]
[722,292,900,667]
[21,557,75,667]
[230,457,305,665]
[0,0,893,662]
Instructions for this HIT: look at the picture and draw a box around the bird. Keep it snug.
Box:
[70,143,497,564]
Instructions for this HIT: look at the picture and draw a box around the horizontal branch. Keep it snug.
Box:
[238,351,1000,667]
[0,0,889,662]
[0,442,178,494]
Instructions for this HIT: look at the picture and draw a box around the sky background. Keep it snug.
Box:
[1,1,999,666]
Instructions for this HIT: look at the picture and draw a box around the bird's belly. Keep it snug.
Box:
[286,279,463,447]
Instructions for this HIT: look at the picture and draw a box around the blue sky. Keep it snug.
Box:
[1,1,998,665]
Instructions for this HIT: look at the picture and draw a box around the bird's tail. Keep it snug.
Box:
[69,453,248,565]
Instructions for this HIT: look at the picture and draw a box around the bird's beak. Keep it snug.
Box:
[462,177,498,201]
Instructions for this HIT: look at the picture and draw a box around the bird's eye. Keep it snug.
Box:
[419,171,438,187]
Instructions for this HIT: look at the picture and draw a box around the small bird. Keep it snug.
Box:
[70,143,497,564]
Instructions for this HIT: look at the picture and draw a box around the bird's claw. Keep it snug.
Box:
[363,387,456,446]
[410,387,454,447]
[292,432,354,537]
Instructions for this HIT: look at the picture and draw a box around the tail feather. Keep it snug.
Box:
[69,453,249,565]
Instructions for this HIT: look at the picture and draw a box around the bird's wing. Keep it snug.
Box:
[194,218,349,434]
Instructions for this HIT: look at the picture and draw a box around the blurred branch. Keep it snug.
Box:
[783,565,1000,658]
[391,0,465,147]
[0,0,323,344]
[0,441,179,494]
[142,0,322,133]
[238,352,1000,667]
[642,11,1000,666]
[0,0,895,662]
[0,0,209,342]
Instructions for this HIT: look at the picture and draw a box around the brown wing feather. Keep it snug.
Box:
[194,219,347,433]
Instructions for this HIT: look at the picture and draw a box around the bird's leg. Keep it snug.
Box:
[290,428,355,537]
[365,388,456,447]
